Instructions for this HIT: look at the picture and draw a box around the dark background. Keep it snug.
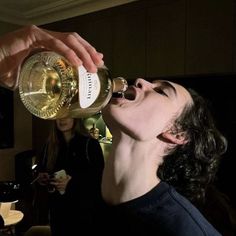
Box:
[0,87,14,149]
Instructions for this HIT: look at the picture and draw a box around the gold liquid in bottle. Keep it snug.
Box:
[19,51,127,119]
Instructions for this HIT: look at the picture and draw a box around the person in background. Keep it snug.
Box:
[35,117,104,236]
[0,25,104,89]
[100,78,228,235]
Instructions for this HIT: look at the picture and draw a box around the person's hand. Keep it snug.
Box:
[50,174,72,194]
[0,25,104,89]
[37,172,50,186]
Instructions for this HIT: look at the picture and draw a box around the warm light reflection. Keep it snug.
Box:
[105,127,112,140]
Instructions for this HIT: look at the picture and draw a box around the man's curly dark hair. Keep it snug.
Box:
[158,88,227,204]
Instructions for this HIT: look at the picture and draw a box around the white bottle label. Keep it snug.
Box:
[78,66,101,108]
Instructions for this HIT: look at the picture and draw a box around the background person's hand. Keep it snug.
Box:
[50,174,71,194]
[0,25,104,89]
[37,172,50,186]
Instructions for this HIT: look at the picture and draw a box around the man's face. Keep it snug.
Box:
[102,79,192,141]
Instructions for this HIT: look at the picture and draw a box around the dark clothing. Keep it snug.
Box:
[99,182,221,236]
[37,133,104,236]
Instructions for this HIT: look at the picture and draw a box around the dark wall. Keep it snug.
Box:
[0,87,14,149]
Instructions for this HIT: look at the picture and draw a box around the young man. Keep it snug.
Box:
[101,79,226,235]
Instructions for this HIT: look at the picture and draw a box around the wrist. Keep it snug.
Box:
[0,66,20,90]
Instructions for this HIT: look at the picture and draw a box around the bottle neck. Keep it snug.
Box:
[112,77,128,93]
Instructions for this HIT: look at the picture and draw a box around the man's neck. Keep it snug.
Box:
[102,137,161,205]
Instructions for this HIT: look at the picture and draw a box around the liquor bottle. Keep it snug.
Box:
[18,51,128,119]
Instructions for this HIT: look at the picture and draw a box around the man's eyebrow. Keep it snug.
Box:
[153,80,177,96]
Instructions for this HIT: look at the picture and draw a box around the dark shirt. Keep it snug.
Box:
[37,133,104,236]
[100,182,221,236]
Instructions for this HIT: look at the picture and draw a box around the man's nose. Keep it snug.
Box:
[134,78,151,89]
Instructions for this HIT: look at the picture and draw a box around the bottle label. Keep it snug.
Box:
[78,66,100,108]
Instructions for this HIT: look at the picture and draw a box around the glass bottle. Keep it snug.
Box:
[18,51,128,119]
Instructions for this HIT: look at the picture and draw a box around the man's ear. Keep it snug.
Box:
[161,130,189,145]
